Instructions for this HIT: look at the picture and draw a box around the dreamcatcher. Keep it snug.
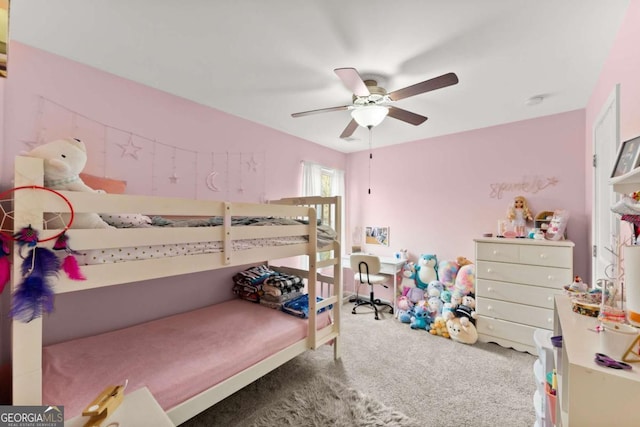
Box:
[0,185,85,323]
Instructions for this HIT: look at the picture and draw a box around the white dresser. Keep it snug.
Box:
[474,238,574,355]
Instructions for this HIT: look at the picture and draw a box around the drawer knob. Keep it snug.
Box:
[540,253,548,259]
[547,318,553,324]
[547,275,554,280]
[492,250,498,255]
[487,287,493,292]
[487,268,493,273]
[547,296,553,301]
[487,305,493,311]
[488,325,494,330]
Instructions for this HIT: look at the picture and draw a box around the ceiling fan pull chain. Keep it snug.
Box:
[368,127,372,194]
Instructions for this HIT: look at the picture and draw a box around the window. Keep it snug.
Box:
[302,161,345,255]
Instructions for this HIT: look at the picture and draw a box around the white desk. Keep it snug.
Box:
[65,387,174,427]
[554,295,640,426]
[343,255,406,310]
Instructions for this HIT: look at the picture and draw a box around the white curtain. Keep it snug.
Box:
[302,161,346,256]
[302,162,323,196]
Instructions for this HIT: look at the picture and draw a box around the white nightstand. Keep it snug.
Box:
[65,386,174,427]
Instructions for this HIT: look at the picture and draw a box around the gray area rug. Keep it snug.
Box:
[182,303,536,427]
[246,374,417,427]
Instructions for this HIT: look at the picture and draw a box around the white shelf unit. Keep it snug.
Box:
[474,238,574,355]
[554,295,640,426]
[610,167,640,194]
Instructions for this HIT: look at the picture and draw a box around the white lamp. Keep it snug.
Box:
[351,105,389,128]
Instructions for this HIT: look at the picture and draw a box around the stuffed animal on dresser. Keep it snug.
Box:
[24,138,114,229]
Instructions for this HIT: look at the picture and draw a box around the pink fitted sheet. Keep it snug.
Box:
[42,298,331,419]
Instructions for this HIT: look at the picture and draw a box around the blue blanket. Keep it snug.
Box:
[281,294,332,319]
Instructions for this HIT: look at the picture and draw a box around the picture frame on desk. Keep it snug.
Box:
[611,135,640,178]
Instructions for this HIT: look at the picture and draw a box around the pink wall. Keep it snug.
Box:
[345,111,588,299]
[4,0,640,357]
[0,42,346,352]
[585,1,640,229]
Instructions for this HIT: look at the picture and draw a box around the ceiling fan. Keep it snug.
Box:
[291,67,459,139]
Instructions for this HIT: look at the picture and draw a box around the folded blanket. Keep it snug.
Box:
[261,291,302,304]
[233,265,275,286]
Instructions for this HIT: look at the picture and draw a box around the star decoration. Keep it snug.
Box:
[169,172,179,184]
[117,138,143,160]
[246,155,259,172]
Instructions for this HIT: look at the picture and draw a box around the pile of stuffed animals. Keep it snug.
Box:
[396,254,478,345]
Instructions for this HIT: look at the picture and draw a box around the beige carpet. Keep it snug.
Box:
[181,304,537,426]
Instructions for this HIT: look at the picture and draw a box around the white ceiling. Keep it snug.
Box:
[9,1,630,153]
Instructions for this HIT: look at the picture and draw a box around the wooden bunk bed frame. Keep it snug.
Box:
[9,156,342,425]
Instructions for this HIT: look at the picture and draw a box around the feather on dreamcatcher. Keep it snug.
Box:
[0,185,83,322]
[10,226,61,322]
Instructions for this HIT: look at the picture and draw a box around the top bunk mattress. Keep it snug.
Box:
[75,216,337,265]
[42,298,331,420]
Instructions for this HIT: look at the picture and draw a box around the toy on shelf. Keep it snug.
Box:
[507,195,533,238]
[545,209,570,241]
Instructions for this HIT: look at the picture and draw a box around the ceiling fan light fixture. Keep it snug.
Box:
[351,105,389,128]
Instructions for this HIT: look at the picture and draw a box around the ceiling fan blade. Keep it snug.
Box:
[387,106,428,126]
[334,67,370,97]
[340,119,359,139]
[291,105,350,118]
[388,72,459,101]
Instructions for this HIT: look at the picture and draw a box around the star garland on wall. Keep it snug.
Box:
[22,96,267,199]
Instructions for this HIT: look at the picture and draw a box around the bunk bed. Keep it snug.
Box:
[8,156,343,425]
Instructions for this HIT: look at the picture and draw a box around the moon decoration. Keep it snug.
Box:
[206,171,220,191]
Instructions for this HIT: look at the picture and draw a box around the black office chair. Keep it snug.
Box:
[350,254,394,320]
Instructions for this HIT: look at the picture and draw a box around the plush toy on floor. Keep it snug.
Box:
[414,254,438,290]
[396,295,413,323]
[454,263,475,296]
[24,138,114,229]
[410,305,430,330]
[446,316,478,344]
[438,260,459,291]
[429,316,450,338]
[454,293,478,326]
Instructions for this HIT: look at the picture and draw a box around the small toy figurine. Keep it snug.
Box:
[507,195,533,238]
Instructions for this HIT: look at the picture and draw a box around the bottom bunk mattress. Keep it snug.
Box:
[42,298,332,420]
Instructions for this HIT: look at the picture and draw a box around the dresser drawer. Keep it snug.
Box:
[476,242,520,263]
[519,245,573,268]
[476,260,571,289]
[477,315,539,347]
[476,297,554,329]
[476,279,563,309]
